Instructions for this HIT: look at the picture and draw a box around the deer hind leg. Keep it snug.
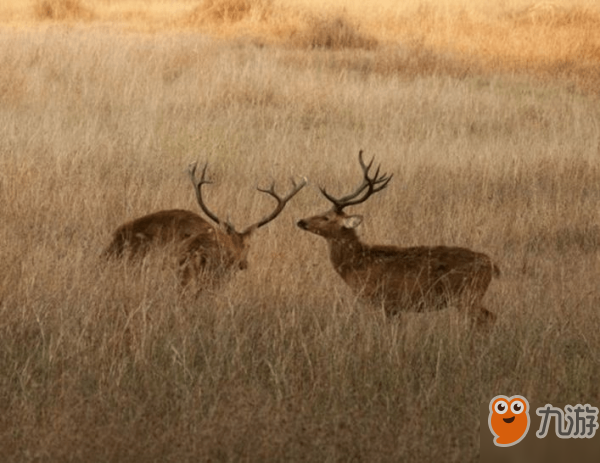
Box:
[464,293,496,328]
[453,286,495,330]
[456,269,495,329]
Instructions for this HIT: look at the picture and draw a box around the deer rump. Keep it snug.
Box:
[103,210,242,286]
[337,245,498,316]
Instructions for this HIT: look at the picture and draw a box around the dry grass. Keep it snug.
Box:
[0,0,598,93]
[32,0,96,21]
[0,4,599,461]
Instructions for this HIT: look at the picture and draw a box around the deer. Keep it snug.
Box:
[104,162,307,288]
[296,151,499,327]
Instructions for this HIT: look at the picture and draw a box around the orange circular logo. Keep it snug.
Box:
[488,395,530,446]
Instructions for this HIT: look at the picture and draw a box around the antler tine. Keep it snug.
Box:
[320,150,393,212]
[256,180,277,197]
[318,183,368,209]
[371,171,393,192]
[358,149,374,174]
[187,161,223,226]
[243,176,308,233]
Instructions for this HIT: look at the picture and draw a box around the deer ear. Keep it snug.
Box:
[342,215,362,229]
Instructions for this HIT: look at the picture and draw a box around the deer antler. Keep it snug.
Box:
[320,150,393,212]
[188,162,233,229]
[242,176,308,233]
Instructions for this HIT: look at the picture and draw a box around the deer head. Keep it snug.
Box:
[187,162,307,270]
[296,150,392,239]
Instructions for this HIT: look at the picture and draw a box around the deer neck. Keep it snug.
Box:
[327,230,365,278]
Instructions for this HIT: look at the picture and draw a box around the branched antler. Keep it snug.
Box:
[243,176,308,233]
[189,162,306,233]
[188,162,231,228]
[320,150,392,212]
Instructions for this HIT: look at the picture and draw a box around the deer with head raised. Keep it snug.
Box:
[296,151,498,327]
[104,162,306,288]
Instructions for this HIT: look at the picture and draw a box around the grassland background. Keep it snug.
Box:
[1,0,599,461]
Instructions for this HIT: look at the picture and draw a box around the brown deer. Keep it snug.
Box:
[296,151,499,326]
[104,162,306,287]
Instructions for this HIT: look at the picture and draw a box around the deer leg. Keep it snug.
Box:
[470,306,496,330]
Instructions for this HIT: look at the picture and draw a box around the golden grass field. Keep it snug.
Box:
[1,0,599,460]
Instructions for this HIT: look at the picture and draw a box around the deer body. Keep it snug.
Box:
[104,163,305,289]
[322,228,496,315]
[103,208,251,279]
[297,151,498,326]
[104,209,212,258]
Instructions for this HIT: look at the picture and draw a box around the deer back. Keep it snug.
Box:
[333,243,497,312]
[103,209,213,259]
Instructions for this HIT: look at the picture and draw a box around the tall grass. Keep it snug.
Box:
[0,7,599,461]
[10,0,598,92]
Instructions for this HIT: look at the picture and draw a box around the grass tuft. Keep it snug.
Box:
[33,0,95,21]
[291,13,377,50]
[185,0,274,25]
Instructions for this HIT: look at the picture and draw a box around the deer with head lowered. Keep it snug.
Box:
[104,162,306,288]
[296,151,499,327]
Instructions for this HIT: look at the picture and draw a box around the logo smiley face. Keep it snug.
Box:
[488,395,530,447]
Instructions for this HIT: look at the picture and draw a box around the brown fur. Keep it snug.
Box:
[296,148,500,328]
[103,209,251,288]
[298,209,499,325]
[103,163,306,290]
